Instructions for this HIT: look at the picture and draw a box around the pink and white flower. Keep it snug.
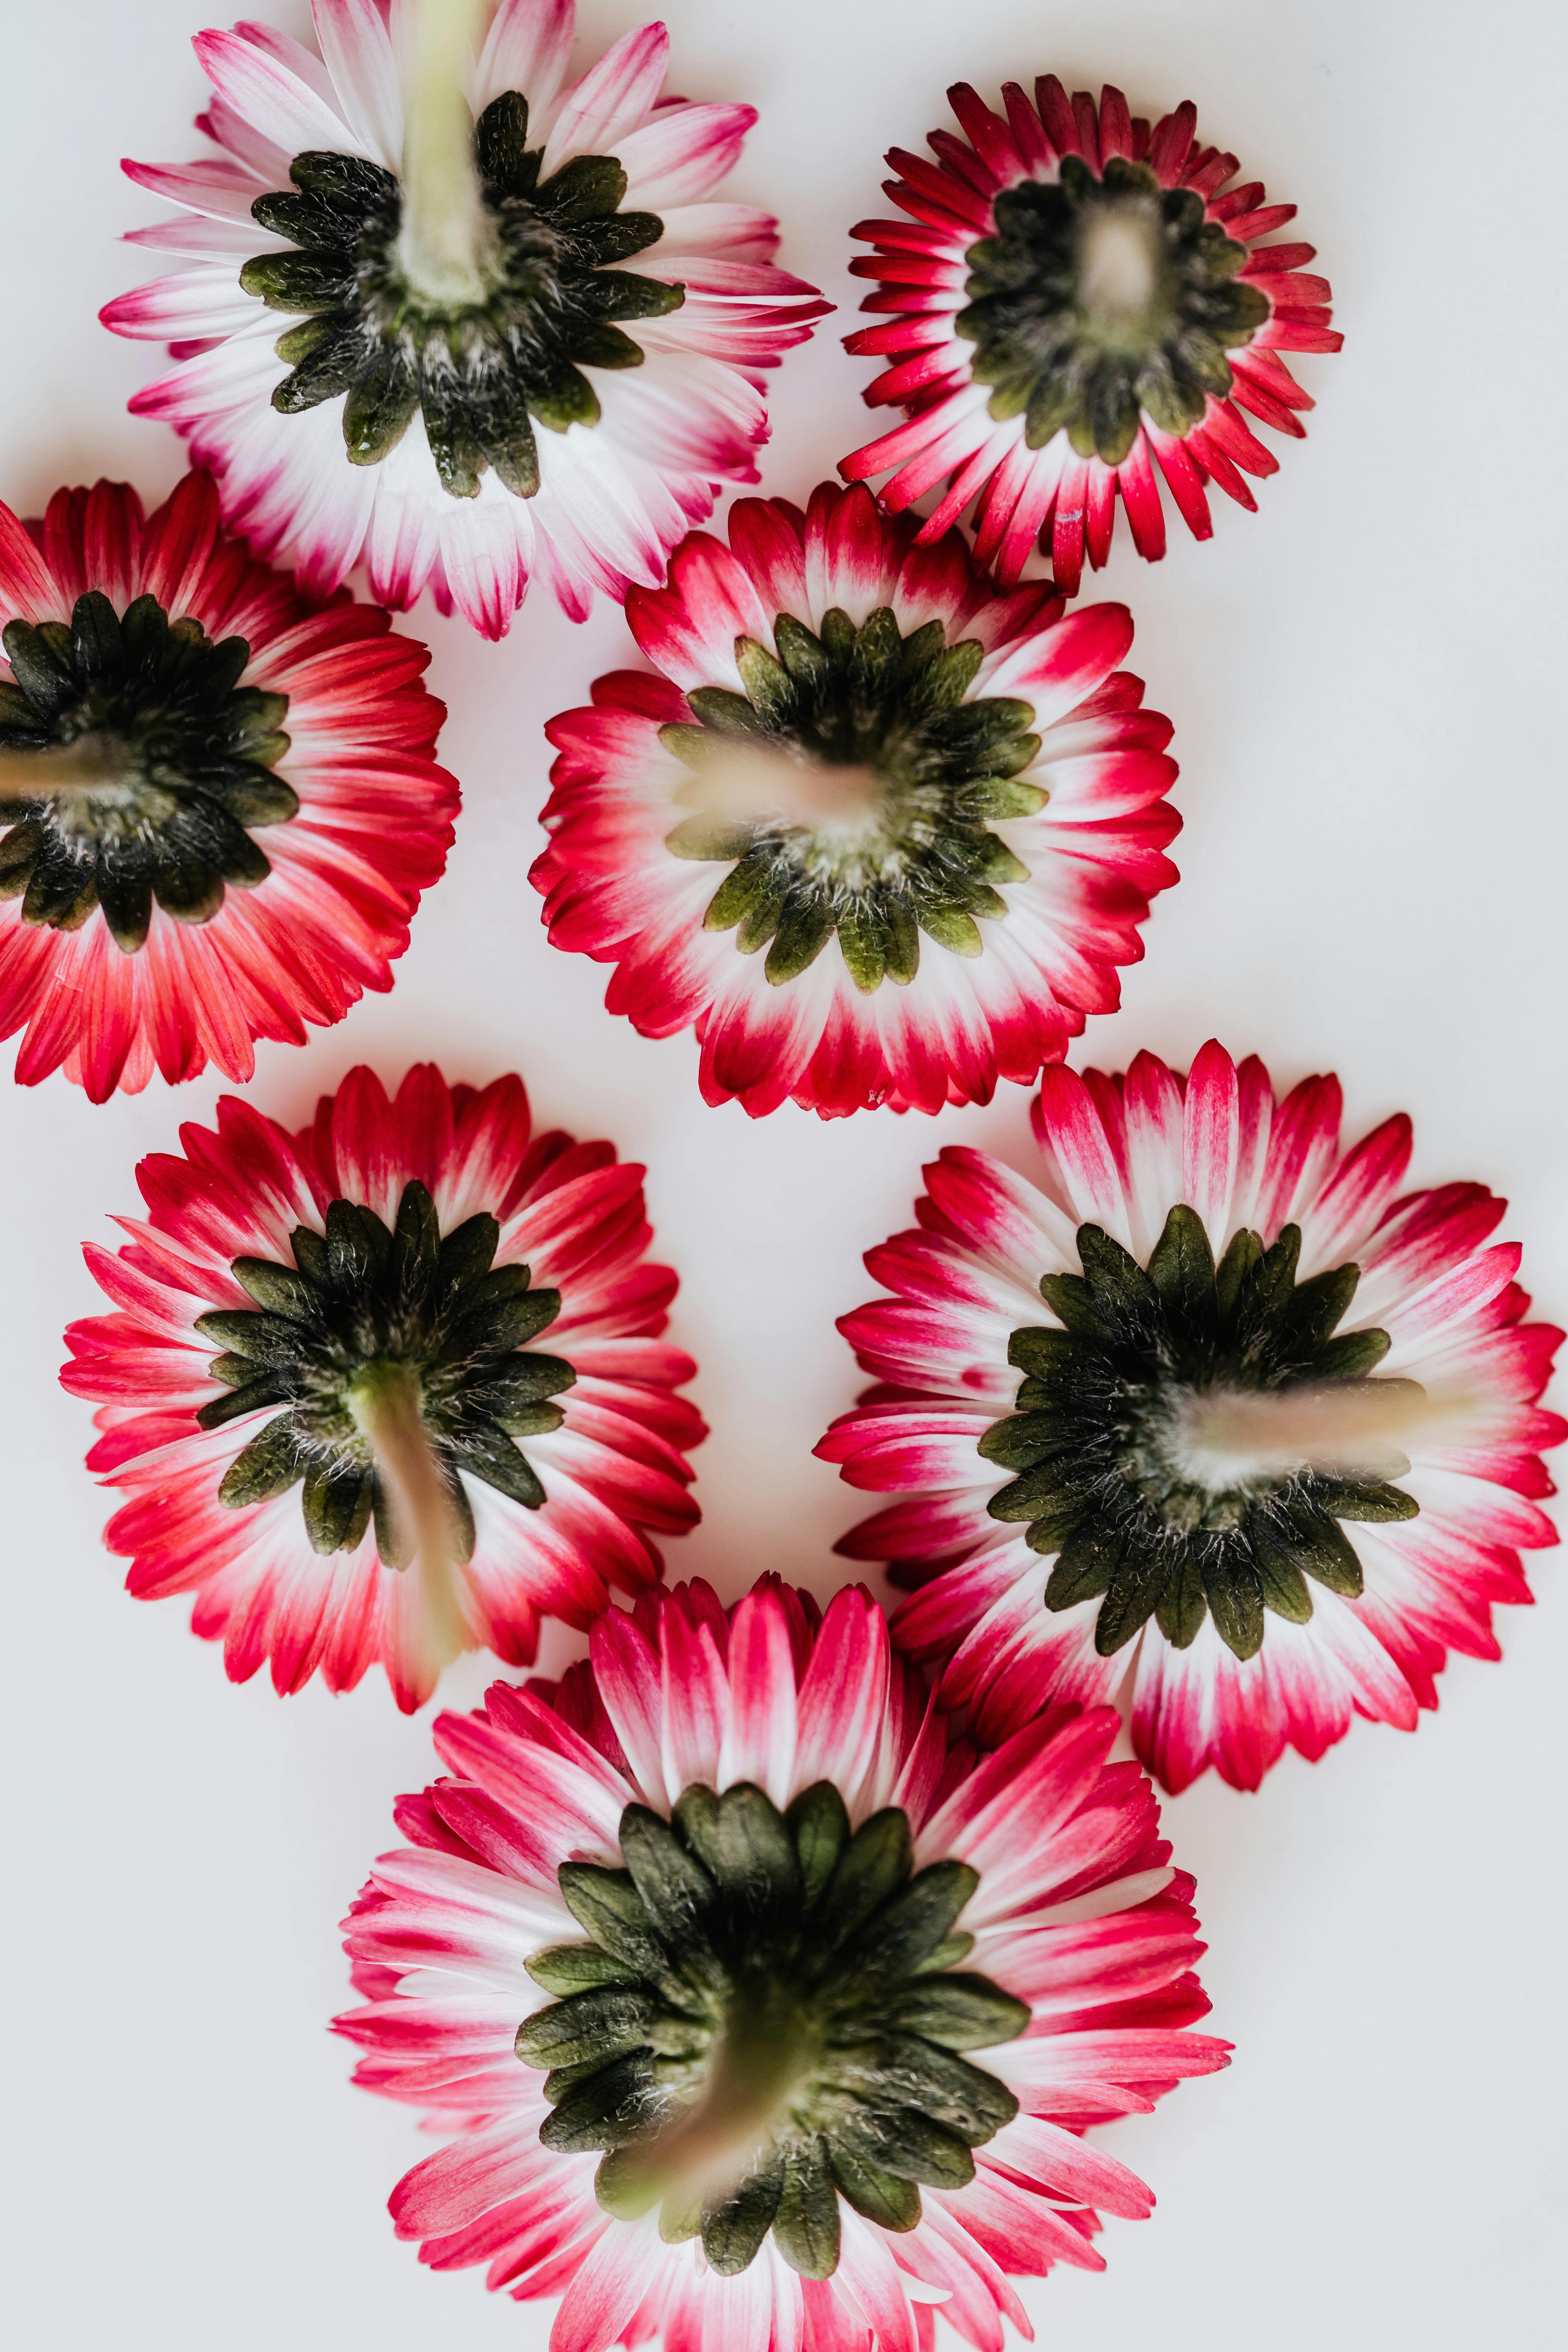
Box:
[532,483,1178,1118]
[819,1043,1563,1792]
[337,1575,1229,2345]
[62,1062,705,1709]
[0,470,453,1100]
[104,4,827,637]
[842,78,1341,596]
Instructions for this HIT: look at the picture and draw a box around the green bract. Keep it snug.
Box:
[517,1782,1028,2278]
[983,1206,1421,1661]
[196,1178,574,1560]
[244,94,685,498]
[958,155,1268,465]
[0,593,292,952]
[662,606,1042,990]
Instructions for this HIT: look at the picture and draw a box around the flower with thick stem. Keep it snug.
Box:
[104,2,828,637]
[338,1576,1229,2345]
[0,470,453,1099]
[819,1042,1563,1793]
[61,1063,705,1709]
[842,78,1340,596]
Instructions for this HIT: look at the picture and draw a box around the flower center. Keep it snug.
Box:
[660,607,1042,990]
[195,1178,573,1560]
[957,155,1269,464]
[518,1782,1028,2278]
[243,93,685,500]
[0,592,293,952]
[980,1206,1421,1662]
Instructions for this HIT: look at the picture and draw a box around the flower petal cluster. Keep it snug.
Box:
[337,1575,1228,2346]
[62,1062,704,1709]
[820,1043,1563,1792]
[104,4,828,637]
[0,470,453,1098]
[843,78,1341,594]
[533,482,1178,1118]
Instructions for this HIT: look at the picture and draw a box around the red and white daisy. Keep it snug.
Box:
[532,482,1178,1118]
[61,1063,705,1709]
[842,78,1341,596]
[104,2,828,638]
[819,1042,1564,1793]
[337,1575,1229,2346]
[0,469,453,1100]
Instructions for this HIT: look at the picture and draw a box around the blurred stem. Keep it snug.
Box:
[397,0,499,308]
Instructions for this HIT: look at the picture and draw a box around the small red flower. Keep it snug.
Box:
[532,482,1178,1118]
[338,1575,1228,2342]
[842,78,1341,594]
[0,470,455,1099]
[62,1064,705,1710]
[819,1043,1564,1793]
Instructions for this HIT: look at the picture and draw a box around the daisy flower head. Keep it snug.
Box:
[819,1043,1564,1794]
[104,2,828,638]
[337,1575,1230,2346]
[532,483,1178,1119]
[842,79,1341,595]
[0,470,452,1100]
[61,1063,704,1709]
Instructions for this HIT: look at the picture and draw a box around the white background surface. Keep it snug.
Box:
[1,2,1564,2345]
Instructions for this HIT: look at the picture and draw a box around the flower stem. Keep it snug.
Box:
[1172,1378,1477,1485]
[0,739,130,794]
[348,1359,468,1670]
[648,1977,814,2205]
[397,0,498,309]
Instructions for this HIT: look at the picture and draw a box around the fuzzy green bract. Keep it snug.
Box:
[243,93,685,498]
[983,1206,1421,1661]
[0,593,292,952]
[958,156,1268,465]
[661,607,1043,990]
[196,1178,574,1560]
[517,1781,1028,2278]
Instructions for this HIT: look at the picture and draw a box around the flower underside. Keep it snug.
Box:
[243,92,685,499]
[195,1178,573,1559]
[0,592,293,951]
[959,156,1268,465]
[982,1206,1421,1661]
[661,609,1042,990]
[519,1782,1027,2278]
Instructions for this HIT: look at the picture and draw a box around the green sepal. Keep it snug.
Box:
[765,890,835,984]
[815,1808,913,1951]
[1305,1473,1420,1523]
[773,2140,840,2279]
[785,1780,850,1908]
[854,1860,978,1979]
[618,1804,717,1933]
[537,2051,659,2151]
[1202,1548,1266,1661]
[701,2157,784,2277]
[525,1944,641,1997]
[1095,1538,1175,1656]
[887,1973,1030,2051]
[840,2106,974,2190]
[230,1255,318,1320]
[829,2147,920,2231]
[1252,1539,1314,1624]
[1313,1327,1393,1381]
[1153,1551,1208,1647]
[1147,1204,1217,1329]
[218,1413,306,1506]
[1044,1520,1122,1611]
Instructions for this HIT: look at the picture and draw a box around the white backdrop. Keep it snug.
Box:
[2,3,1564,2346]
